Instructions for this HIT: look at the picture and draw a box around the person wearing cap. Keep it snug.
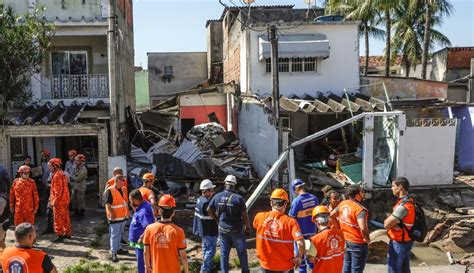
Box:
[307,206,345,273]
[64,149,77,178]
[128,189,155,273]
[48,158,72,243]
[289,178,319,273]
[143,194,189,273]
[207,174,250,273]
[106,167,129,196]
[139,173,157,209]
[193,179,218,273]
[10,165,39,226]
[104,174,130,262]
[70,154,88,219]
[331,184,370,273]
[253,188,305,272]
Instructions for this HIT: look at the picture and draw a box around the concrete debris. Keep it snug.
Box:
[149,123,256,181]
[448,219,474,248]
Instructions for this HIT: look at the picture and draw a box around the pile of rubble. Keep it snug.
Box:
[148,123,256,181]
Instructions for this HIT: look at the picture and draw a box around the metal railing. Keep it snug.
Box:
[41,74,109,99]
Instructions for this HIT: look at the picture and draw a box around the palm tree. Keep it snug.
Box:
[375,0,402,77]
[325,0,385,76]
[420,0,453,79]
[391,0,451,77]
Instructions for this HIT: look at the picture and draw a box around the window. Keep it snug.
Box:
[304,57,317,72]
[281,116,290,129]
[163,66,173,76]
[51,51,88,75]
[264,57,319,73]
[278,58,290,72]
[265,58,272,73]
[10,138,28,161]
[291,57,303,72]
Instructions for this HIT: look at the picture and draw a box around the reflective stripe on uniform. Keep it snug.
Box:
[296,207,313,218]
[110,203,127,209]
[257,234,294,244]
[339,218,359,228]
[317,252,344,261]
[194,212,213,220]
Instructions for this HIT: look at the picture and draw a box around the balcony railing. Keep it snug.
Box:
[41,74,109,99]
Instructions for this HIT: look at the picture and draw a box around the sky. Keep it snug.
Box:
[133,0,474,68]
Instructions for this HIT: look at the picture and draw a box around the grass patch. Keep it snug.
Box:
[188,259,202,272]
[249,260,260,268]
[230,257,240,269]
[63,260,134,273]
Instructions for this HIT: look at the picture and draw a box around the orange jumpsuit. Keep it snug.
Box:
[9,178,39,226]
[50,170,72,236]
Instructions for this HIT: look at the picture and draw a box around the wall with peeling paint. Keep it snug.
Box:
[360,76,448,99]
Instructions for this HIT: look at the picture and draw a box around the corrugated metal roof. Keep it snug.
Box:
[279,93,386,113]
[9,101,105,126]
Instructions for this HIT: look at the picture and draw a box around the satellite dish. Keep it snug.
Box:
[243,0,255,4]
[304,0,316,5]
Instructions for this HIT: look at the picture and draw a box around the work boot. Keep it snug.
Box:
[111,254,119,263]
[52,236,64,243]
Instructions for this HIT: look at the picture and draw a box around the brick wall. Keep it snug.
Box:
[0,124,109,199]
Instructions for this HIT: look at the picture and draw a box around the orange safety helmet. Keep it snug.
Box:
[75,154,86,162]
[158,194,176,208]
[142,173,155,180]
[68,149,78,157]
[270,188,289,202]
[18,165,31,174]
[312,205,330,222]
[41,149,51,157]
[48,158,62,167]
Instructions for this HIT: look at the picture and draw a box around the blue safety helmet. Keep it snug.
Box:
[291,178,305,191]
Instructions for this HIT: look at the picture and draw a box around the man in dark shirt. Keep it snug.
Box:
[208,175,251,273]
[104,175,130,262]
[1,223,57,273]
[193,179,218,273]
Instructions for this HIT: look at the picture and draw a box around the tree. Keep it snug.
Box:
[420,0,453,79]
[391,0,450,77]
[0,7,54,120]
[325,0,385,76]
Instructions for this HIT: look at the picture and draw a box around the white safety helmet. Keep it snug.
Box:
[200,179,216,190]
[224,175,237,185]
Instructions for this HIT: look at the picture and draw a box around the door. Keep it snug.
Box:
[51,51,88,98]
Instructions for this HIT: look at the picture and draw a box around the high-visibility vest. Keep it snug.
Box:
[2,246,47,273]
[387,197,416,242]
[106,186,129,221]
[310,228,345,273]
[337,199,368,244]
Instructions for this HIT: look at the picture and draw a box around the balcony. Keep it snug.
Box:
[40,74,109,100]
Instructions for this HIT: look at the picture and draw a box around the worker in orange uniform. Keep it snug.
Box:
[139,173,157,212]
[2,223,57,273]
[9,165,39,226]
[253,188,305,273]
[307,206,345,273]
[143,194,189,273]
[331,185,370,273]
[384,177,416,273]
[106,167,128,200]
[48,158,72,243]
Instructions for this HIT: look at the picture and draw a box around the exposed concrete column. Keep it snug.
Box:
[0,129,8,176]
[108,0,119,156]
[97,125,109,199]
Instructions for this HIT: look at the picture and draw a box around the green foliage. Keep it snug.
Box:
[188,259,203,272]
[212,254,221,271]
[230,257,240,268]
[63,260,134,273]
[0,6,54,117]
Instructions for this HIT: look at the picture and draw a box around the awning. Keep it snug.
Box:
[259,34,330,61]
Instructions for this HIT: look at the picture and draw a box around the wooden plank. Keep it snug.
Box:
[455,207,474,215]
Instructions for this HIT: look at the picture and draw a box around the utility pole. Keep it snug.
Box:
[108,0,118,156]
[269,25,282,184]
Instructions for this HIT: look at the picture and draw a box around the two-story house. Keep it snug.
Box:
[0,0,135,194]
[209,6,366,176]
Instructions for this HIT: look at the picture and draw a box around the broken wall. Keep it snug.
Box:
[361,76,448,99]
[238,101,278,178]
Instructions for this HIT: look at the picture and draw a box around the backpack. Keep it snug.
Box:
[400,199,427,242]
